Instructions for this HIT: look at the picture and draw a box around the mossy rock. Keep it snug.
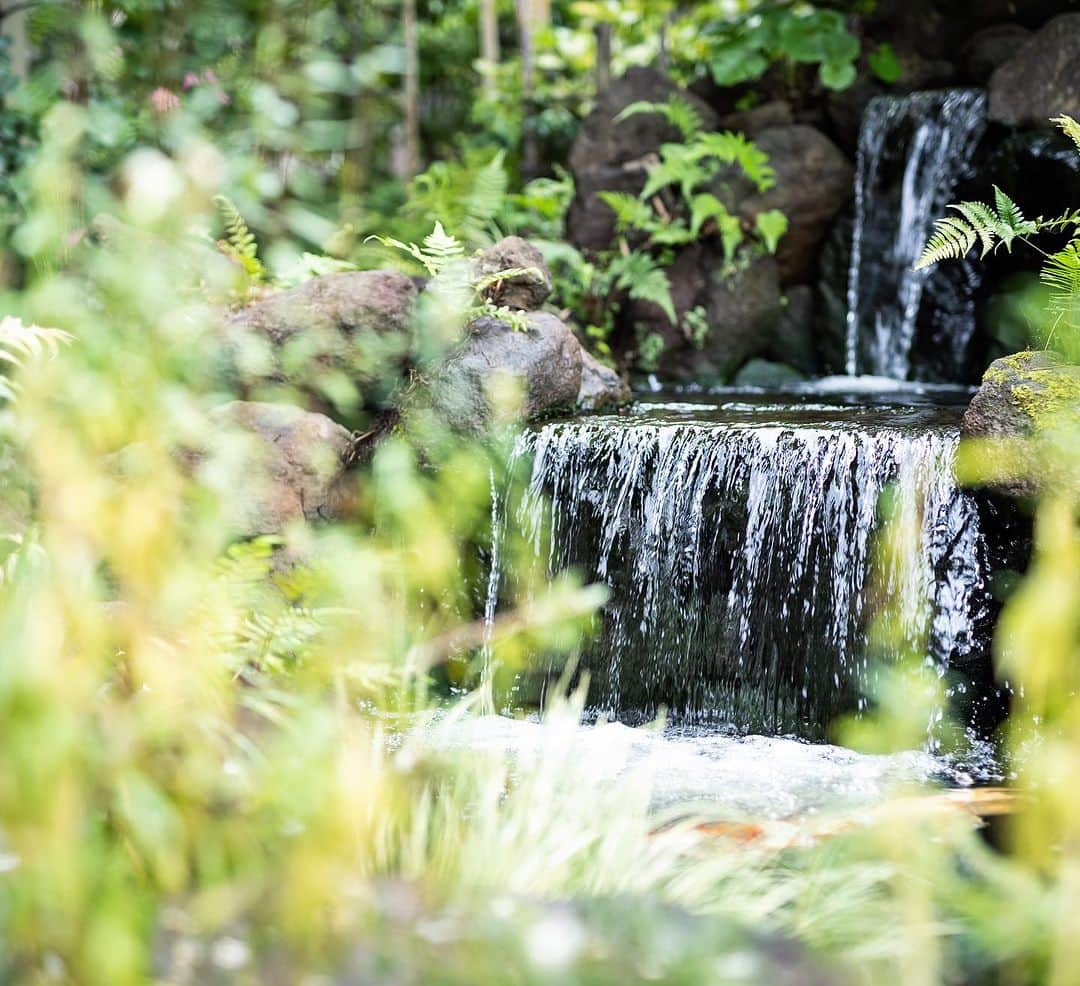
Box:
[961,350,1080,496]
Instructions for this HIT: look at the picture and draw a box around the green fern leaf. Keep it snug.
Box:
[214,194,266,281]
[915,216,978,270]
[1053,114,1080,154]
[615,96,703,141]
[598,191,656,232]
[754,209,788,254]
[610,253,676,325]
[462,150,509,246]
[1041,243,1080,324]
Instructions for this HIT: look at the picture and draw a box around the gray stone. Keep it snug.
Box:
[224,270,417,409]
[204,401,354,537]
[578,349,631,410]
[425,312,584,434]
[989,14,1080,128]
[475,236,552,310]
[963,23,1033,84]
[767,285,818,375]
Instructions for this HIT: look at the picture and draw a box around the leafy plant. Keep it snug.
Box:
[700,4,861,93]
[917,116,1080,357]
[0,315,72,402]
[214,193,268,284]
[403,149,510,249]
[371,222,543,332]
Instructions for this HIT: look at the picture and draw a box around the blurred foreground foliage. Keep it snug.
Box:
[0,3,1077,986]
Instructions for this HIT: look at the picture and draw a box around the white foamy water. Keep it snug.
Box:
[420,715,993,820]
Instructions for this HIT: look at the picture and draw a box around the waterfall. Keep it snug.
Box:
[489,407,989,736]
[845,90,987,379]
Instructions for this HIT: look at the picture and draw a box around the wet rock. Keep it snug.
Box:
[224,270,417,411]
[627,249,783,384]
[735,125,853,284]
[963,351,1080,438]
[423,312,584,434]
[989,14,1080,128]
[718,100,794,137]
[733,358,804,389]
[578,349,631,410]
[767,285,818,375]
[203,401,354,537]
[475,236,552,310]
[962,23,1032,84]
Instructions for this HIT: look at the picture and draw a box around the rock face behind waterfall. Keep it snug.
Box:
[493,403,994,735]
[989,14,1080,127]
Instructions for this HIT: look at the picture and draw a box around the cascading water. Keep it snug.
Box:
[488,397,992,737]
[845,90,987,379]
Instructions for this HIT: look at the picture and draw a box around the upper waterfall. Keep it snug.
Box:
[845,90,988,379]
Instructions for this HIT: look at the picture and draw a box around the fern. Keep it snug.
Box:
[608,252,676,325]
[1052,114,1080,153]
[615,95,704,141]
[915,188,1039,270]
[1042,243,1080,327]
[214,194,267,282]
[0,316,73,402]
[371,221,466,277]
[693,132,775,193]
[407,149,509,249]
[371,223,538,332]
[462,150,509,246]
[598,191,657,233]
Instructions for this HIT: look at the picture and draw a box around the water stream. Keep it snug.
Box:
[488,390,991,737]
[845,90,987,378]
[467,91,1006,813]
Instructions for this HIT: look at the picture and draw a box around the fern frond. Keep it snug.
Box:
[214,194,266,281]
[1053,114,1080,154]
[369,221,466,277]
[598,191,656,232]
[0,316,73,402]
[915,217,977,269]
[951,202,999,258]
[992,186,1037,247]
[462,150,509,246]
[1041,243,1080,325]
[693,132,775,192]
[474,266,545,294]
[609,252,676,325]
[754,209,788,254]
[615,95,703,141]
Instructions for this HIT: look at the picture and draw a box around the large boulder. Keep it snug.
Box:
[567,67,717,254]
[734,126,853,284]
[475,236,552,310]
[962,351,1080,496]
[626,248,784,384]
[422,312,585,435]
[962,23,1033,83]
[224,270,417,412]
[201,401,354,537]
[989,14,1080,128]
